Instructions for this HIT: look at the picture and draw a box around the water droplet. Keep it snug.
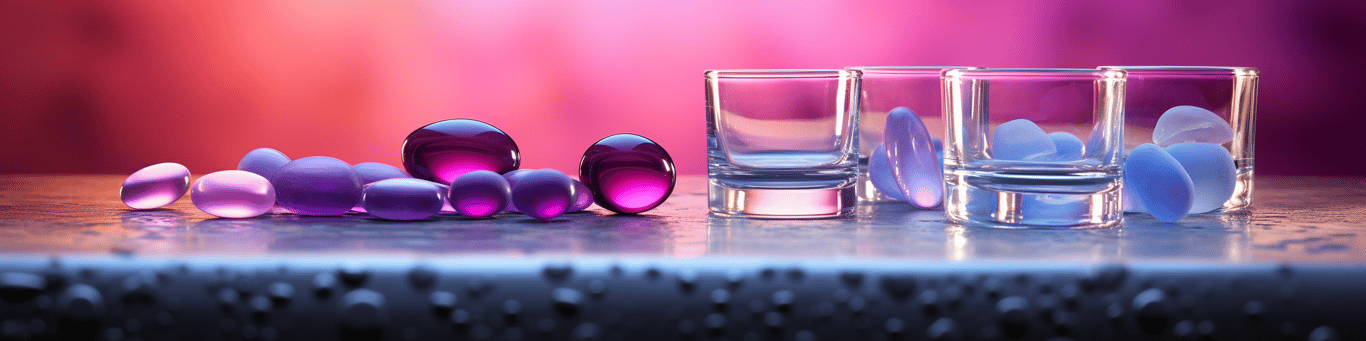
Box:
[995,296,1030,339]
[0,272,45,302]
[337,264,368,287]
[408,266,437,289]
[880,275,916,299]
[838,271,863,288]
[587,280,606,298]
[1244,301,1264,321]
[1132,288,1170,334]
[552,288,583,316]
[1309,326,1339,341]
[927,317,958,341]
[59,284,104,321]
[710,289,730,309]
[312,273,336,297]
[884,318,904,334]
[542,264,573,282]
[429,291,457,317]
[248,295,271,318]
[677,270,698,292]
[572,323,599,341]
[771,290,794,313]
[340,289,386,331]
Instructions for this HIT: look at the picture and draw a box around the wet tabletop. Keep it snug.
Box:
[0,175,1362,263]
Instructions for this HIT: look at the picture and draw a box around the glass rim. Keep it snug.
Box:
[704,69,856,79]
[1098,66,1258,77]
[846,66,982,74]
[943,68,1123,80]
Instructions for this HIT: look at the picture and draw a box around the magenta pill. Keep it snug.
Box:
[449,170,511,218]
[402,119,520,185]
[579,134,675,214]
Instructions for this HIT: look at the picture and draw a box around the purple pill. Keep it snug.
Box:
[191,170,275,218]
[868,144,909,202]
[121,162,191,210]
[501,169,533,213]
[362,178,444,221]
[511,169,574,220]
[272,156,364,216]
[237,148,291,180]
[569,179,594,212]
[449,170,511,218]
[578,134,675,214]
[353,162,411,184]
[402,119,520,185]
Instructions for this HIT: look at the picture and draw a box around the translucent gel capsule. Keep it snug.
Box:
[569,179,594,212]
[884,107,942,209]
[578,134,675,214]
[402,119,520,185]
[511,169,575,220]
[1165,143,1237,214]
[868,144,909,202]
[353,162,411,184]
[993,119,1056,161]
[191,170,275,218]
[449,170,511,218]
[501,169,533,213]
[1152,105,1234,147]
[351,162,412,213]
[272,156,364,216]
[121,162,191,210]
[1124,144,1194,223]
[237,148,291,180]
[1048,132,1084,161]
[362,178,444,221]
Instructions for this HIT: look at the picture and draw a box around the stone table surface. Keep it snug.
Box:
[0,175,1363,263]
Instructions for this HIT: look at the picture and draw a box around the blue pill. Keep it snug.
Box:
[511,169,574,220]
[1165,143,1236,214]
[237,148,291,180]
[449,170,511,218]
[1152,105,1233,147]
[868,144,909,202]
[353,162,411,184]
[884,107,942,209]
[1048,132,1084,161]
[992,119,1056,161]
[1122,185,1146,213]
[362,178,444,221]
[1124,144,1194,223]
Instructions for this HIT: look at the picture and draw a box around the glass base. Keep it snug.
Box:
[1222,168,1253,211]
[708,180,855,219]
[856,174,900,203]
[945,177,1122,230]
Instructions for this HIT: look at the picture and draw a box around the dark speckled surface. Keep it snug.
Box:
[0,175,1361,262]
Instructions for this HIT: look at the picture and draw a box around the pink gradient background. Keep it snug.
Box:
[2,1,1363,176]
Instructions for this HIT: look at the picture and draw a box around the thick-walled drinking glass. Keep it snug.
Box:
[943,69,1126,229]
[706,69,861,218]
[847,66,979,203]
[1099,66,1257,211]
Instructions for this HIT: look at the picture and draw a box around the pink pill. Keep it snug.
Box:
[191,170,276,218]
[121,162,191,210]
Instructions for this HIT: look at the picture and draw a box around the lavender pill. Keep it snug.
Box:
[501,169,533,213]
[449,170,511,218]
[272,156,364,216]
[121,162,191,210]
[237,148,291,180]
[191,170,275,218]
[511,169,575,220]
[569,179,594,212]
[362,179,444,221]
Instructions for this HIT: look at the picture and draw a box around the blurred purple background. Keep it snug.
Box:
[2,1,1363,176]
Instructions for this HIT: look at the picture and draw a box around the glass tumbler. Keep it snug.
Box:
[942,69,1126,229]
[1099,66,1257,212]
[847,66,979,203]
[706,69,861,218]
